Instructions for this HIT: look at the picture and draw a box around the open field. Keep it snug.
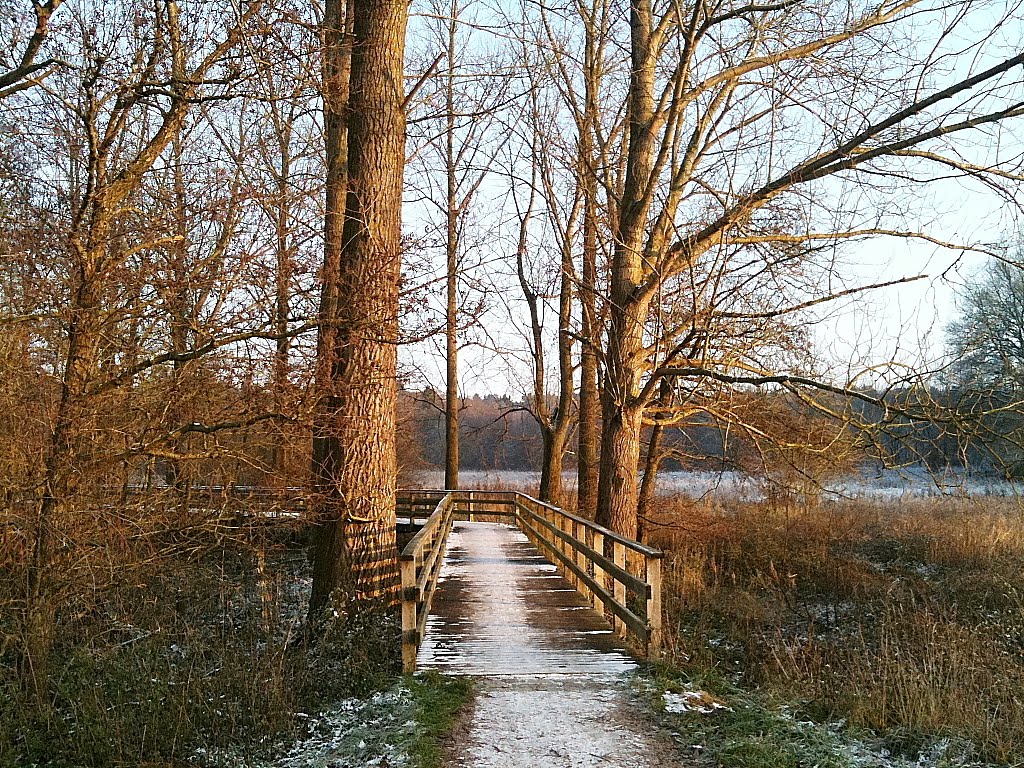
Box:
[646,495,1024,765]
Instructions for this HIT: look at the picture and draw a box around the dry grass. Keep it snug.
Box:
[647,496,1024,763]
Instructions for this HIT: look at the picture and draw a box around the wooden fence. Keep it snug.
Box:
[396,489,662,673]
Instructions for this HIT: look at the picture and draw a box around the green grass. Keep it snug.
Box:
[406,671,474,768]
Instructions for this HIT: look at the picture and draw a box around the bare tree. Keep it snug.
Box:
[507,71,582,504]
[0,0,64,99]
[13,0,263,701]
[404,0,513,491]
[581,0,1024,537]
[549,0,617,518]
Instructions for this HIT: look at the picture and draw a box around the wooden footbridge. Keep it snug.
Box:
[395,490,663,675]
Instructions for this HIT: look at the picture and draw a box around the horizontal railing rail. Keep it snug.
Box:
[396,489,518,522]
[512,494,662,657]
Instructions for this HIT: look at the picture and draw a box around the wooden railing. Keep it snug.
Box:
[512,494,662,658]
[397,489,663,672]
[399,493,457,672]
[396,489,518,522]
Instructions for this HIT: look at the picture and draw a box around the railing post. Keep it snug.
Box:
[591,530,605,612]
[468,490,475,522]
[575,520,588,599]
[401,556,418,673]
[646,554,663,658]
[561,514,576,587]
[613,541,626,638]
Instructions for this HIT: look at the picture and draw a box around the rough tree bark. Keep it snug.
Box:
[593,0,657,538]
[309,0,408,616]
[575,8,602,518]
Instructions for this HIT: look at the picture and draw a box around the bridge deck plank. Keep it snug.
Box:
[417,521,684,767]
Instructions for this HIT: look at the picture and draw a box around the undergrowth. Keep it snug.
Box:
[646,496,1024,765]
[643,663,854,768]
[0,519,404,768]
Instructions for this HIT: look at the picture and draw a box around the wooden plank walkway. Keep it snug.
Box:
[418,521,635,675]
[417,521,682,767]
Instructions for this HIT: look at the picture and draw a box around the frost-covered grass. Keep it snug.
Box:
[647,496,1024,765]
[197,673,471,768]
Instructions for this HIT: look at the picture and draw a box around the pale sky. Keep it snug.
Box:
[399,0,1024,399]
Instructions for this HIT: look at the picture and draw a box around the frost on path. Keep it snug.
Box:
[418,522,683,768]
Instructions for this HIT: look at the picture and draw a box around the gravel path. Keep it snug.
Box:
[418,522,683,767]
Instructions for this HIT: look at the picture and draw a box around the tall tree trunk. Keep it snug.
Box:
[595,0,656,536]
[21,244,105,703]
[637,377,671,541]
[576,149,599,516]
[309,0,408,616]
[164,134,192,491]
[444,259,459,489]
[636,421,662,543]
[309,0,352,618]
[544,223,576,506]
[575,0,601,519]
[443,6,460,491]
[272,122,293,477]
[515,175,573,506]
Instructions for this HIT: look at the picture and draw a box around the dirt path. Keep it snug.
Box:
[418,522,684,768]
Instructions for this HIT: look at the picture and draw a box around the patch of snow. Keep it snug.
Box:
[195,685,417,768]
[662,690,731,715]
[453,675,668,768]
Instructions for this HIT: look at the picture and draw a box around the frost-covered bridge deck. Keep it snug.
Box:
[396,492,673,767]
[395,491,663,675]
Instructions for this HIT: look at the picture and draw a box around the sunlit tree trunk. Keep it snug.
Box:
[309,0,408,615]
[595,0,656,537]
[637,379,671,543]
[575,15,601,518]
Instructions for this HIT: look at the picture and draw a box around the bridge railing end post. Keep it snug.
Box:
[400,557,418,673]
[645,554,663,659]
